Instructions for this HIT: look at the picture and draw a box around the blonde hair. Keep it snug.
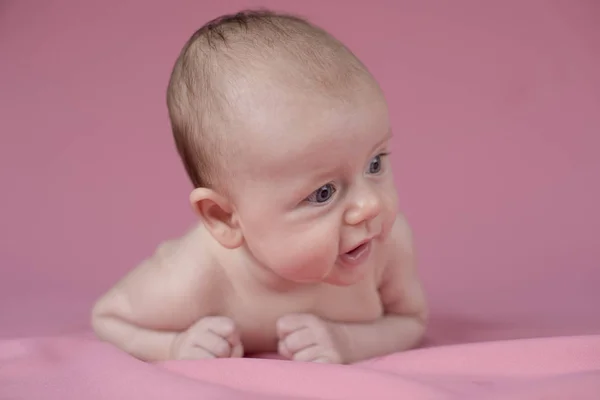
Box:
[166,9,370,189]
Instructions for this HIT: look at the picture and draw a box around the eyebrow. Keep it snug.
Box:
[302,129,393,184]
[370,129,393,153]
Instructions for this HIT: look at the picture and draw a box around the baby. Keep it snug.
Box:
[91,9,428,364]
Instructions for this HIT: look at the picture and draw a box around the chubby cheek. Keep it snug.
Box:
[380,183,400,235]
[247,227,338,283]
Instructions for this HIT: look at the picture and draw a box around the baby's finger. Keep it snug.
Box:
[230,341,244,358]
[291,345,327,363]
[194,330,232,358]
[281,327,315,354]
[277,339,292,359]
[276,313,315,339]
[225,327,242,347]
[198,316,236,338]
[177,346,216,360]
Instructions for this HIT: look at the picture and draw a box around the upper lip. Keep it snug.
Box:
[342,237,373,254]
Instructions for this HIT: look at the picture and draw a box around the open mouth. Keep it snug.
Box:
[341,240,372,265]
[346,242,368,258]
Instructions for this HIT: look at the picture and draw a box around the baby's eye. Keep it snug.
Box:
[368,154,384,174]
[306,183,336,204]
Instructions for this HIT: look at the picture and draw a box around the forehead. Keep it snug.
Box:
[229,85,390,179]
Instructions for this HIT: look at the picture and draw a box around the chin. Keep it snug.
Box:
[323,271,367,287]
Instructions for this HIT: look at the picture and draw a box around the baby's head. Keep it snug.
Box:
[167,10,399,287]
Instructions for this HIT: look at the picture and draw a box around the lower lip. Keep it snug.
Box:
[339,241,371,268]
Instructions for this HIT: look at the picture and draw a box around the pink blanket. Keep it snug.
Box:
[2,334,599,399]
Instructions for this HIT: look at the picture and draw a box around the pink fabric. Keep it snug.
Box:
[2,334,600,399]
[1,1,599,399]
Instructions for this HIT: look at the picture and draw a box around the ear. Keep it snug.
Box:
[189,188,243,249]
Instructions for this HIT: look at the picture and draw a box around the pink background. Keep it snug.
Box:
[0,1,598,346]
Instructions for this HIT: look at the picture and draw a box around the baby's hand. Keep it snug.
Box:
[276,313,346,364]
[171,316,243,360]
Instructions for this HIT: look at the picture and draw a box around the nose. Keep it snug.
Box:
[344,185,382,226]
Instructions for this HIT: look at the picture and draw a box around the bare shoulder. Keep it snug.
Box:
[93,223,230,331]
[376,213,428,320]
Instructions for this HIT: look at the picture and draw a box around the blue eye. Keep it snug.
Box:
[306,183,336,204]
[368,155,383,174]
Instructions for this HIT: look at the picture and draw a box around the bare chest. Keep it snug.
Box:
[223,277,383,354]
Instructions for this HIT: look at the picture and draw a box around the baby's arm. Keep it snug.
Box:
[91,225,231,361]
[337,214,428,363]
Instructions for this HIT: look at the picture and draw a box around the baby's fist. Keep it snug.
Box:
[171,316,243,360]
[276,313,346,364]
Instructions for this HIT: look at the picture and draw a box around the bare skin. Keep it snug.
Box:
[92,50,428,364]
[92,213,427,364]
